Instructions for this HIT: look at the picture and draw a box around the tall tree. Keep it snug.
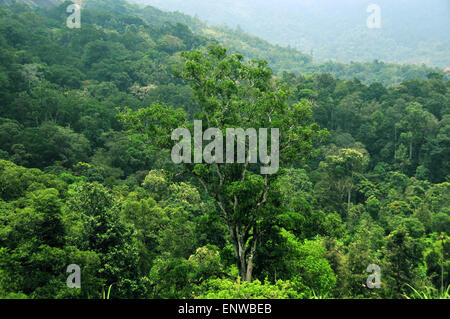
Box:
[320,148,366,216]
[121,45,324,281]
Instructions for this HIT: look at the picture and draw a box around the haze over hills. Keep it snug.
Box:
[0,0,64,7]
[125,0,442,85]
[0,0,444,85]
[131,0,450,68]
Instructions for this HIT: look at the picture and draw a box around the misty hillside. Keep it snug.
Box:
[1,0,442,85]
[123,0,441,85]
[132,0,450,68]
[0,0,64,7]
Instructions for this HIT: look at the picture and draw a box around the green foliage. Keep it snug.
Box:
[404,284,450,300]
[195,278,301,299]
[0,0,448,300]
[279,230,337,297]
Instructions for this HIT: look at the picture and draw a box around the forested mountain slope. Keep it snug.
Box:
[130,0,443,86]
[4,0,443,85]
[0,0,448,299]
[132,0,450,68]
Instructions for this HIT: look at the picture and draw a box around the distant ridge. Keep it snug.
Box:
[0,0,65,7]
[0,0,441,86]
[0,0,87,9]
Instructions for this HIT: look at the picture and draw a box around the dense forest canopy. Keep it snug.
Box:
[0,0,448,299]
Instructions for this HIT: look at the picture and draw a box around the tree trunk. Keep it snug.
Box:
[230,225,257,282]
[245,238,257,282]
[230,226,249,282]
[246,256,254,282]
[238,240,247,281]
